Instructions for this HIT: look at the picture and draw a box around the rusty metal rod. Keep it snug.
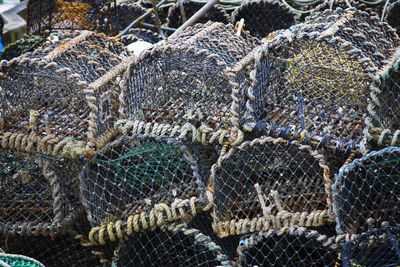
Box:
[168,0,220,39]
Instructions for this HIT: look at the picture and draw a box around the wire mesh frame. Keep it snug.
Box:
[231,0,300,39]
[112,225,232,266]
[239,8,400,154]
[26,0,116,36]
[208,136,334,238]
[85,135,217,245]
[0,31,127,157]
[0,149,83,236]
[332,146,400,235]
[366,57,400,147]
[237,227,339,267]
[118,22,260,146]
[340,227,400,267]
[166,0,230,29]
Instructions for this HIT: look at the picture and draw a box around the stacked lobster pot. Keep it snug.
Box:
[0,30,128,266]
[205,7,400,265]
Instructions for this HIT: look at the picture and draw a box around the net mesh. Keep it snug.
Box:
[0,31,127,154]
[121,22,259,143]
[367,57,400,147]
[84,135,218,244]
[166,0,230,29]
[242,8,400,151]
[0,253,45,267]
[0,149,83,236]
[333,146,400,235]
[237,227,338,266]
[209,136,334,238]
[117,28,161,46]
[231,0,300,39]
[0,35,46,61]
[27,0,116,36]
[340,227,400,266]
[112,226,231,266]
[97,1,153,35]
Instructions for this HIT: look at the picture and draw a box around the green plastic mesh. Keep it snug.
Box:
[83,135,218,245]
[112,226,231,266]
[0,35,45,61]
[0,31,127,153]
[209,136,334,237]
[27,0,116,36]
[242,8,400,152]
[231,0,300,39]
[340,227,400,266]
[333,146,400,235]
[0,254,45,267]
[237,227,338,266]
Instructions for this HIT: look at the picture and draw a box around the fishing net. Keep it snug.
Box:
[97,2,153,35]
[0,35,46,61]
[111,226,231,266]
[0,217,110,267]
[27,0,116,36]
[386,0,400,35]
[340,227,400,266]
[0,149,83,236]
[241,8,400,152]
[0,253,45,267]
[166,0,230,28]
[237,227,338,266]
[0,31,127,155]
[231,0,300,39]
[84,135,218,245]
[209,136,334,238]
[313,0,381,17]
[120,22,259,144]
[332,146,400,235]
[117,28,161,46]
[366,50,400,147]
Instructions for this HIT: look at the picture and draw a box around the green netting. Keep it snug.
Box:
[0,254,45,267]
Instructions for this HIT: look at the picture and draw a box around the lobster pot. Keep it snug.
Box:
[210,136,334,237]
[231,0,299,39]
[367,57,400,147]
[340,227,400,266]
[0,221,108,267]
[313,0,381,17]
[27,0,116,36]
[242,8,400,151]
[0,149,82,236]
[333,146,400,235]
[237,227,338,267]
[122,22,259,142]
[117,28,161,46]
[167,0,229,29]
[0,253,45,267]
[97,2,153,35]
[0,35,45,61]
[0,31,127,154]
[386,1,400,35]
[84,135,218,244]
[112,226,231,266]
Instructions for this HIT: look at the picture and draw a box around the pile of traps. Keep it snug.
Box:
[0,1,399,266]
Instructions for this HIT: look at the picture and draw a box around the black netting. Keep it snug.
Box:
[97,1,153,35]
[117,28,161,46]
[167,0,229,29]
[112,226,231,266]
[209,136,334,237]
[333,146,400,235]
[242,8,400,151]
[84,135,218,244]
[237,227,338,266]
[340,227,400,266]
[386,0,400,35]
[0,31,127,152]
[0,35,46,61]
[27,0,116,36]
[231,0,300,39]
